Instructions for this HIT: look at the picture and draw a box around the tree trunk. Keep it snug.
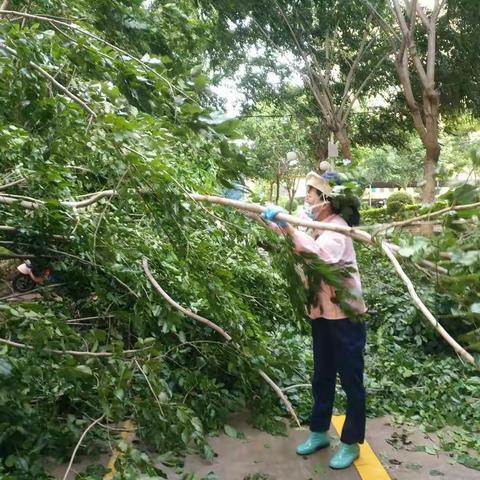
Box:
[275,174,280,205]
[422,144,439,204]
[269,182,273,202]
[312,123,329,165]
[286,178,298,213]
[421,92,440,204]
[420,129,440,235]
[335,126,352,160]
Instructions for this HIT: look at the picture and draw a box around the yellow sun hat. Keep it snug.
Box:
[305,171,333,197]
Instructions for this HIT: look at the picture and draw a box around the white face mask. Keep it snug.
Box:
[303,202,325,219]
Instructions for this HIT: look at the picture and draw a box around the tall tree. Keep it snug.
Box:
[202,0,393,160]
[389,0,444,203]
[370,0,480,203]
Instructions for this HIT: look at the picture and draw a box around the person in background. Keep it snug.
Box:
[262,171,367,470]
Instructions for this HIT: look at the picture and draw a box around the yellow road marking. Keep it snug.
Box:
[103,419,136,480]
[331,415,391,480]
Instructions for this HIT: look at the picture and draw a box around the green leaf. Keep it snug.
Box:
[224,424,237,438]
[458,454,480,470]
[424,444,439,455]
[76,365,93,376]
[0,357,12,378]
[114,388,124,401]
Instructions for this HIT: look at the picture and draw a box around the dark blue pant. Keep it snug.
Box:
[310,317,366,444]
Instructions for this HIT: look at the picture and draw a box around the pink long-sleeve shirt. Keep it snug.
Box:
[292,214,367,320]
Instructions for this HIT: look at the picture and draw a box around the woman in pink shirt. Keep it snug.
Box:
[263,171,367,470]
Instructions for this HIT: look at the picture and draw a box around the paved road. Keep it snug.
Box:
[48,415,480,480]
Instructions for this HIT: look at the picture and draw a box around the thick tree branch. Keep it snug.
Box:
[142,258,232,342]
[0,43,96,118]
[142,257,302,427]
[377,202,480,231]
[0,336,148,357]
[412,1,430,30]
[0,9,193,103]
[426,6,437,83]
[381,244,477,369]
[0,178,25,190]
[392,0,429,89]
[0,189,115,209]
[191,194,373,242]
[191,195,477,369]
[0,194,41,209]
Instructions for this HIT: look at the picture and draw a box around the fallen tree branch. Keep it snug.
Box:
[0,189,115,209]
[0,194,41,209]
[190,194,372,243]
[63,190,115,207]
[381,243,478,369]
[0,178,25,190]
[0,43,96,119]
[0,336,148,357]
[375,201,480,231]
[62,414,105,480]
[142,258,232,341]
[134,357,165,416]
[0,9,195,104]
[142,257,302,427]
[190,194,447,274]
[191,195,477,369]
[281,383,311,392]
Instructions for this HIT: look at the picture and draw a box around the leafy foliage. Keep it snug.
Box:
[386,192,414,218]
[357,245,480,469]
[0,2,308,477]
[0,1,479,478]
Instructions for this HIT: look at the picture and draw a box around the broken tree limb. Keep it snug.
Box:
[189,194,447,274]
[377,201,480,231]
[62,414,105,480]
[190,194,372,243]
[0,43,96,119]
[381,243,478,369]
[191,194,478,370]
[0,336,149,357]
[142,257,302,427]
[142,258,232,341]
[0,178,25,190]
[0,189,115,209]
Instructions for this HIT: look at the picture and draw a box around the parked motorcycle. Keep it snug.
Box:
[12,260,53,293]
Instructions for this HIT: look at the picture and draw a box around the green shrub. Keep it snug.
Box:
[386,191,414,217]
[360,207,388,225]
[279,197,298,212]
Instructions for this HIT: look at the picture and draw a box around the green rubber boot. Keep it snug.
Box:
[296,431,330,455]
[329,442,360,469]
